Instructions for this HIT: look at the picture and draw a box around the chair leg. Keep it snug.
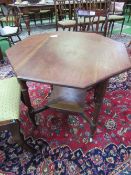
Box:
[110,21,114,37]
[107,21,112,37]
[120,18,125,35]
[56,25,58,31]
[9,120,35,153]
[40,14,43,25]
[9,36,14,45]
[17,34,21,41]
[7,38,12,47]
[127,15,130,22]
[0,47,4,64]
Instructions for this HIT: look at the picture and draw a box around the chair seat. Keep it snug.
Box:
[93,16,106,22]
[109,15,125,20]
[0,77,21,121]
[78,16,105,25]
[77,17,90,24]
[58,20,76,26]
[0,26,18,36]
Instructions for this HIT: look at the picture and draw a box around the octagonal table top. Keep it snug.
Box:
[6,32,131,89]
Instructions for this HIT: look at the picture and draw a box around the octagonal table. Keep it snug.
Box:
[6,32,131,141]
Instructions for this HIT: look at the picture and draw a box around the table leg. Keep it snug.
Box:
[89,80,108,141]
[19,80,36,126]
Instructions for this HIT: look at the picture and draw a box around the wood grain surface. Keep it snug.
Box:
[7,32,131,88]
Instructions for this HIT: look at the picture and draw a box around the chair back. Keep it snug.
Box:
[91,9,109,36]
[54,0,72,22]
[74,0,111,11]
[4,7,21,28]
[109,0,125,14]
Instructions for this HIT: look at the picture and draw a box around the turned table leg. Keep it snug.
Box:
[19,80,36,126]
[89,80,108,141]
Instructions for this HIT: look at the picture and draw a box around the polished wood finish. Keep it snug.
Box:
[48,86,87,112]
[7,32,130,88]
[6,32,131,140]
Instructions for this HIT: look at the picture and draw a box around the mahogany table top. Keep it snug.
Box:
[6,32,131,89]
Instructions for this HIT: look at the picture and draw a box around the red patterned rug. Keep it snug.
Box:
[0,35,131,175]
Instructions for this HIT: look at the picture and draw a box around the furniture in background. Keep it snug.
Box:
[108,0,126,36]
[39,8,53,24]
[8,1,54,33]
[76,8,109,36]
[0,6,22,45]
[6,32,131,141]
[54,0,77,31]
[7,0,117,35]
[71,0,110,35]
[125,3,131,22]
[21,5,52,27]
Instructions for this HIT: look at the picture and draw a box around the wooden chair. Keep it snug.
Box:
[0,48,34,152]
[54,0,77,31]
[108,0,126,36]
[74,0,109,35]
[0,6,22,45]
[0,77,34,152]
[126,3,131,22]
[91,9,109,36]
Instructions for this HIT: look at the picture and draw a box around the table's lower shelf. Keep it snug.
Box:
[47,86,87,113]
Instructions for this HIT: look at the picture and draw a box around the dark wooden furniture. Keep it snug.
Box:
[8,0,108,11]
[0,76,34,152]
[126,3,131,22]
[6,32,131,141]
[0,6,22,45]
[73,0,110,34]
[76,9,109,35]
[0,48,34,153]
[108,0,126,36]
[54,0,77,31]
